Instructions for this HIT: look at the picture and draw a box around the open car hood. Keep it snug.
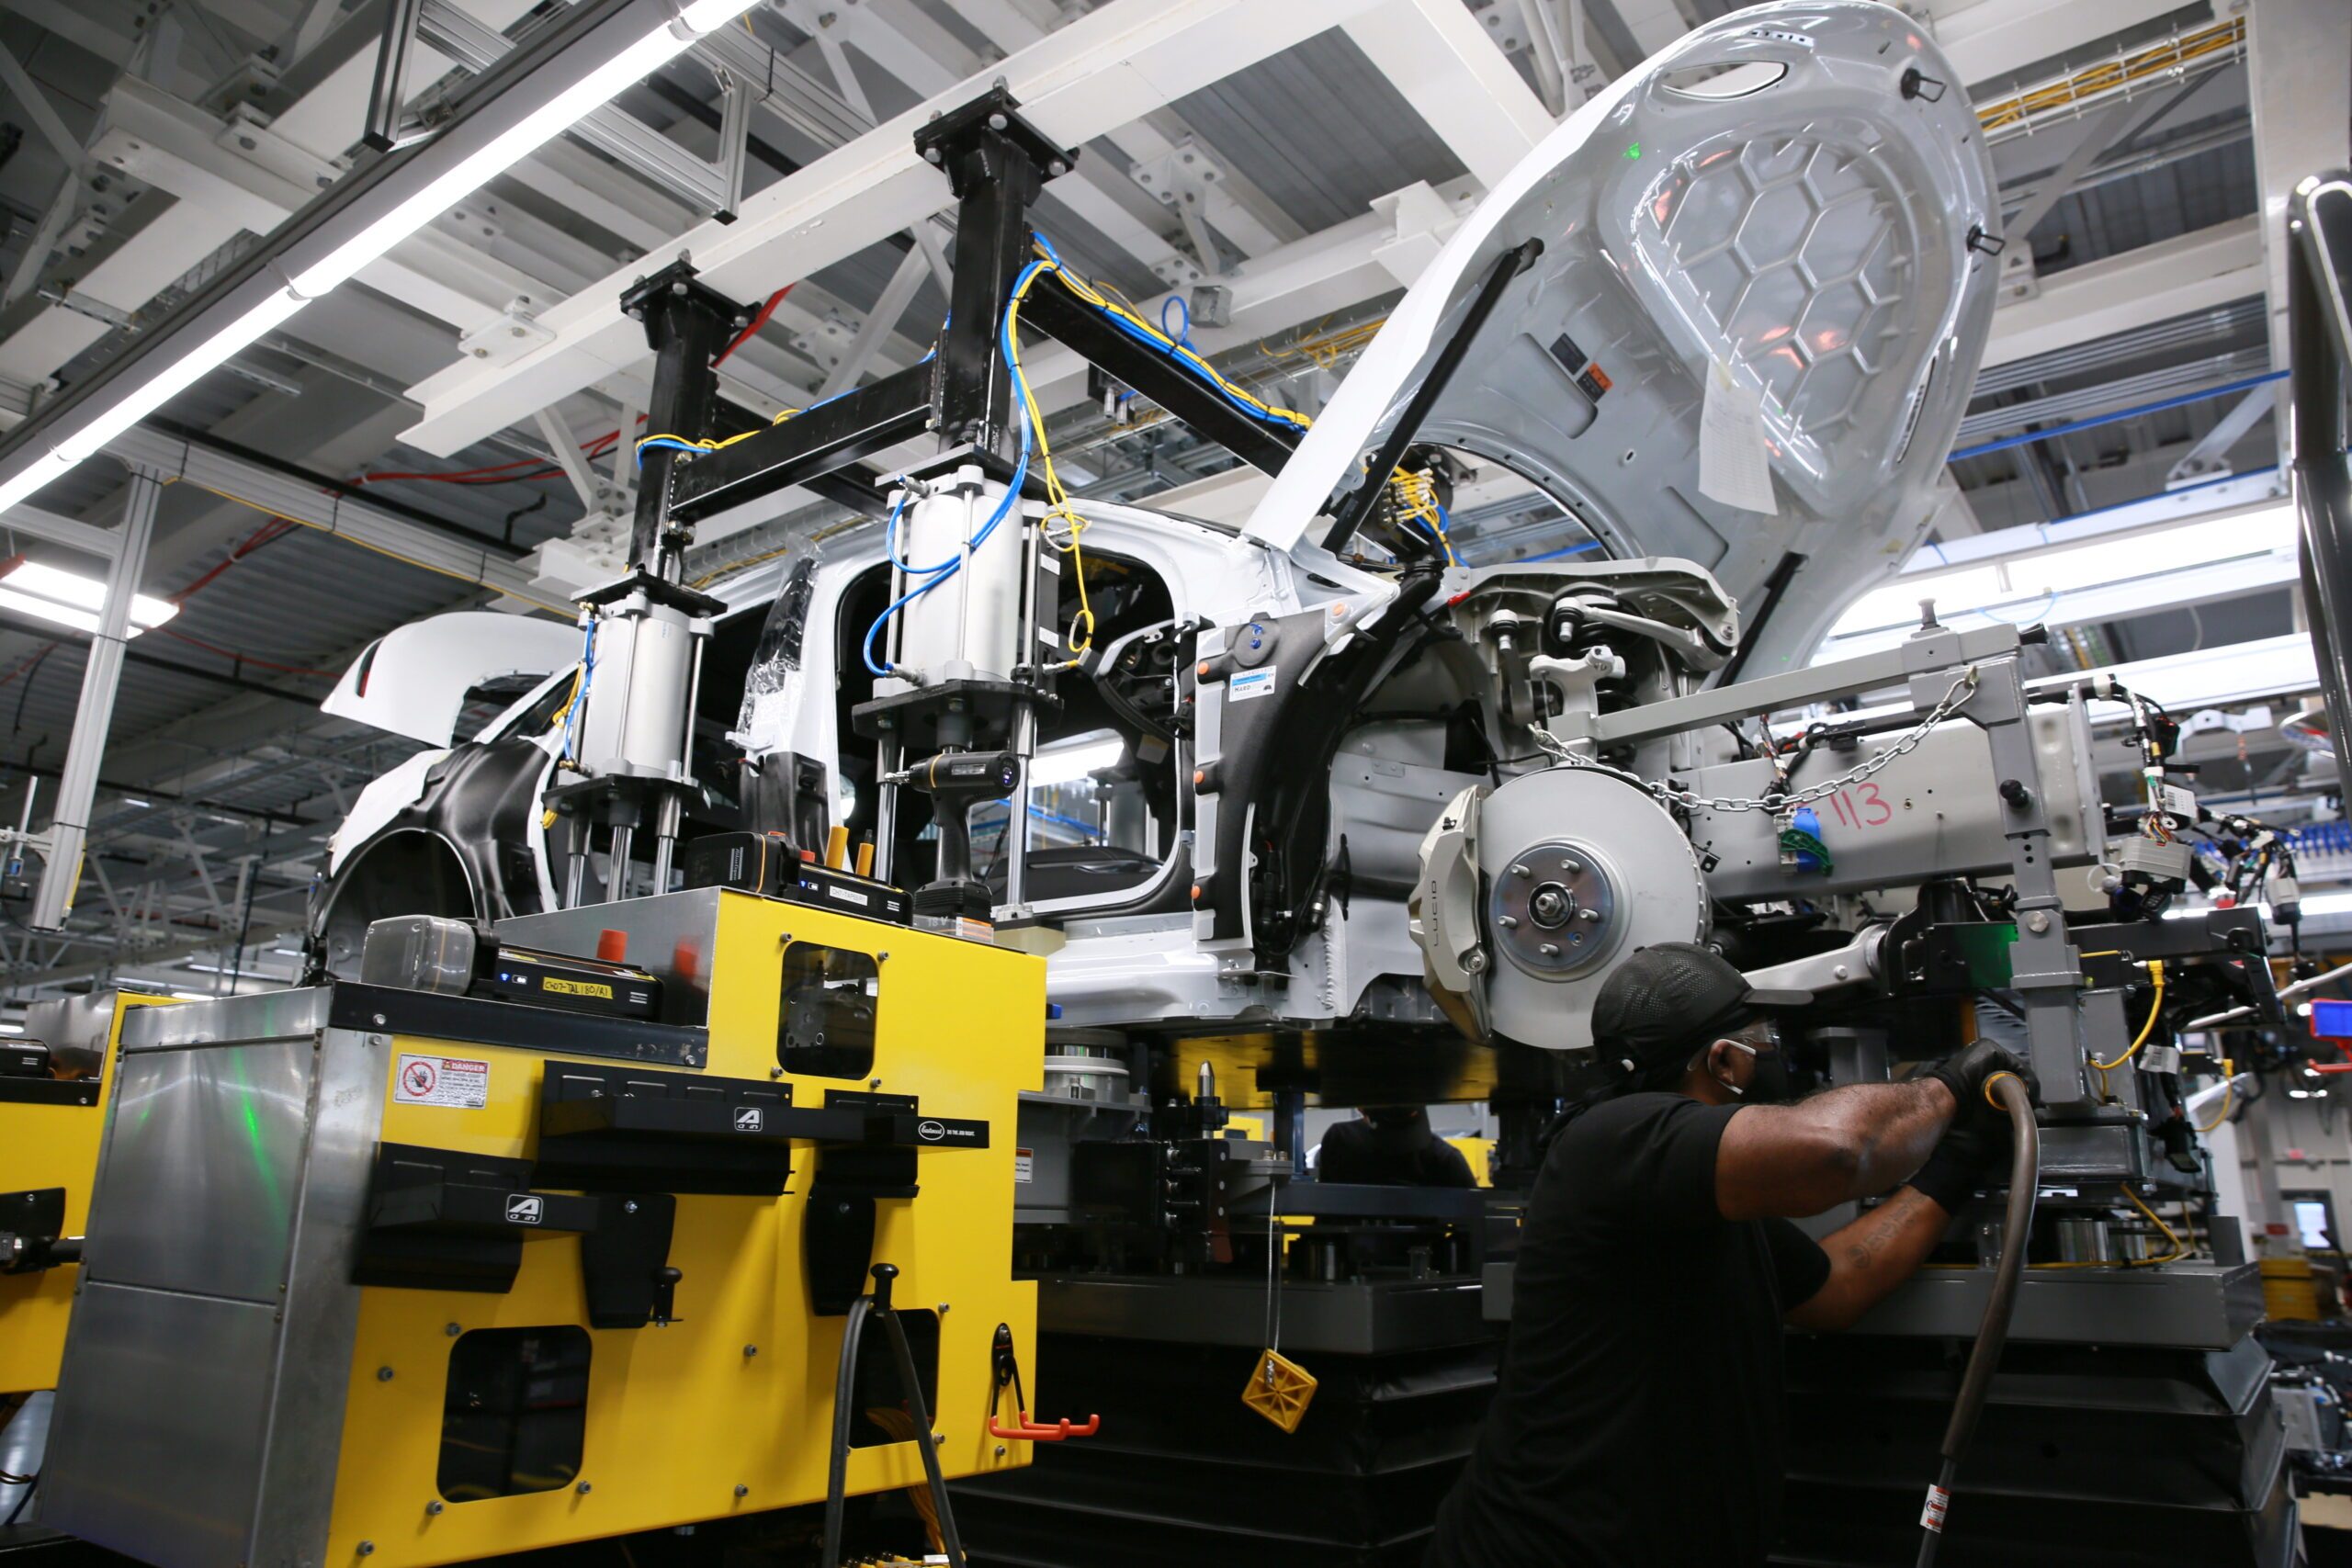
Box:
[322,612,581,748]
[1244,0,1997,675]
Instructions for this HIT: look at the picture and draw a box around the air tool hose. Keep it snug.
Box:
[1916,1070,2038,1567]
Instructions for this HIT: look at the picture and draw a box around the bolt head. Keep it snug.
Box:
[734,1483,749,1498]
[377,1365,394,1382]
[924,147,944,164]
[576,1482,593,1495]
[358,1543,375,1558]
[445,1322,461,1337]
[425,1501,444,1516]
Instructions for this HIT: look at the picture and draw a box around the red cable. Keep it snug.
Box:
[714,284,792,367]
[156,626,341,678]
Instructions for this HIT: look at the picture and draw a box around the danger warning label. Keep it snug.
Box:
[393,1053,490,1110]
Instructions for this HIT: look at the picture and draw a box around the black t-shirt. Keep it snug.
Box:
[1317,1115,1478,1187]
[1427,1093,1831,1568]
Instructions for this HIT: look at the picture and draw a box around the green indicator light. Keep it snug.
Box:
[1624,142,1641,159]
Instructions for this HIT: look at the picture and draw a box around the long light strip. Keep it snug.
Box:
[1822,502,2298,646]
[0,0,756,515]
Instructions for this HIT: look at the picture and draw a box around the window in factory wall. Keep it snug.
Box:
[779,942,880,1079]
[847,1308,941,1450]
[436,1326,590,1502]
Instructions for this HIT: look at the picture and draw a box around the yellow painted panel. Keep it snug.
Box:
[0,994,174,1395]
[328,893,1045,1567]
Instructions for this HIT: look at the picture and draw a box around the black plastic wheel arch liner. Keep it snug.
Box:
[311,737,556,972]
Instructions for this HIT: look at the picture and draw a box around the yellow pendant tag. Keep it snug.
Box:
[1240,1347,1317,1432]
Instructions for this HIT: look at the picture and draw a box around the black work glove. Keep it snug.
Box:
[1906,1117,2014,1213]
[1919,1039,2032,1126]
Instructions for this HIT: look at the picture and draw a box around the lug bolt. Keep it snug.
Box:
[426,1501,444,1517]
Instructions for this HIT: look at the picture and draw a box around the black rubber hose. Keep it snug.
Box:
[881,1305,967,1566]
[1916,1073,2039,1567]
[821,1294,874,1568]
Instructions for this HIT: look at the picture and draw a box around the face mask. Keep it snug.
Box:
[1719,1039,1792,1104]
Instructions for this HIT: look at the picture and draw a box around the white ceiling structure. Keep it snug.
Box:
[0,0,2343,1007]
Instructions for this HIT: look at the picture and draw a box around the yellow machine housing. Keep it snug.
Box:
[0,994,166,1398]
[40,888,1043,1568]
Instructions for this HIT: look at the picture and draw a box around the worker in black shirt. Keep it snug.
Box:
[1317,1105,1479,1187]
[1426,942,2026,1568]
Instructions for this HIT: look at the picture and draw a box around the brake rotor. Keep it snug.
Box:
[1475,765,1707,1050]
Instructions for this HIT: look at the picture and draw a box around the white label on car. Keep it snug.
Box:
[393,1053,489,1109]
[1014,1148,1034,1184]
[1699,362,1778,515]
[505,1195,543,1225]
[827,885,870,907]
[1228,669,1276,704]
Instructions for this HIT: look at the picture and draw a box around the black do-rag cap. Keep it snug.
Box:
[1589,942,1811,1080]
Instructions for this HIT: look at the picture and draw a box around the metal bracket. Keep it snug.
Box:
[456,294,553,367]
[363,0,428,152]
[1130,139,1227,280]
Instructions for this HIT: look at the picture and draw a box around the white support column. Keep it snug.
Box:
[31,468,159,931]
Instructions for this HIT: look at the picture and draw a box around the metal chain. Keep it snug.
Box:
[1526,666,1981,815]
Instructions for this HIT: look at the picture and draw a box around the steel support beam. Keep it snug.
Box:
[1983,218,2264,369]
[105,424,556,608]
[401,0,1390,457]
[820,243,933,400]
[1926,0,2186,89]
[1342,0,1552,189]
[31,468,159,931]
[0,38,85,167]
[3,502,119,560]
[2166,387,2278,487]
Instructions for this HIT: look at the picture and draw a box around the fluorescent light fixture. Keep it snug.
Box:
[2164,890,2352,922]
[0,0,759,513]
[1029,737,1126,787]
[1827,504,2299,642]
[0,1023,20,1035]
[0,558,178,637]
[0,450,76,514]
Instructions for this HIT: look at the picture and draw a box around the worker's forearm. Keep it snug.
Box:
[1718,1077,1959,1219]
[1790,1186,1952,1331]
[1792,1078,1955,1201]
